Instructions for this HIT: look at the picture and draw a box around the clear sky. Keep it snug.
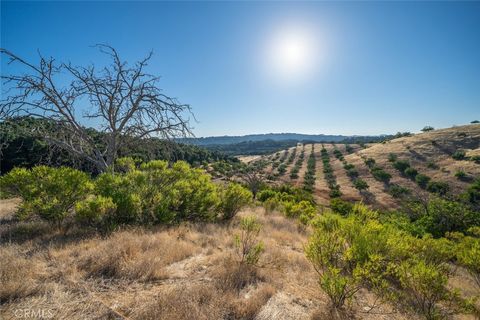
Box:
[1,1,479,137]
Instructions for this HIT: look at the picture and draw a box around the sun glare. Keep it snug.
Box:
[264,24,322,85]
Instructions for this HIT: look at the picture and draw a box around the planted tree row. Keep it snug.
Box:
[335,148,369,196]
[289,147,305,180]
[389,154,450,196]
[320,146,341,198]
[303,145,316,192]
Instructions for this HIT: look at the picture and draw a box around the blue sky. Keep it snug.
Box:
[1,1,479,137]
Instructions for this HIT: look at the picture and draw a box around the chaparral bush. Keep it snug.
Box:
[0,166,92,224]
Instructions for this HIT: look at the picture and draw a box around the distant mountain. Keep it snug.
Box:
[180,133,388,146]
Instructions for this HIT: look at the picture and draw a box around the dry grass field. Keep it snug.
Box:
[0,203,420,320]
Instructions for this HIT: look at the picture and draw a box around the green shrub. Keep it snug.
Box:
[219,183,253,220]
[415,174,431,189]
[452,150,466,160]
[364,158,376,168]
[398,259,453,320]
[0,166,92,224]
[393,160,410,173]
[283,200,316,224]
[305,217,360,308]
[234,216,264,265]
[346,168,359,178]
[465,178,480,206]
[388,153,397,162]
[418,198,479,237]
[470,155,480,164]
[115,157,137,173]
[404,167,418,179]
[454,170,467,180]
[95,160,221,225]
[75,195,117,228]
[371,167,391,184]
[421,126,434,132]
[330,198,353,216]
[455,236,480,288]
[389,184,410,198]
[426,181,449,196]
[353,179,369,192]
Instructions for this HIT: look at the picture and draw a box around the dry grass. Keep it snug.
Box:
[0,245,46,303]
[76,231,197,281]
[0,201,425,320]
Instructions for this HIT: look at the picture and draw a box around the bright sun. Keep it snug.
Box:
[265,25,320,84]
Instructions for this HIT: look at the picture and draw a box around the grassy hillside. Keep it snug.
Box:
[239,124,480,209]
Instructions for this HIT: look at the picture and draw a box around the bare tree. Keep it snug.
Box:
[239,170,265,199]
[0,45,193,172]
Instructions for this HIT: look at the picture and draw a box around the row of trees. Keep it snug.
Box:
[289,146,305,179]
[320,147,341,198]
[390,156,450,196]
[303,145,316,192]
[335,148,370,197]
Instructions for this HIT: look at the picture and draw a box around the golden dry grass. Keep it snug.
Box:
[0,202,427,320]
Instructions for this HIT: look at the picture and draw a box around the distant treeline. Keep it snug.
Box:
[201,133,412,156]
[0,117,235,175]
[179,132,403,146]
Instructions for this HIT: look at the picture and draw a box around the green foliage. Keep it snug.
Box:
[415,174,431,189]
[303,149,316,192]
[321,148,342,197]
[0,117,232,175]
[421,126,434,132]
[353,178,369,192]
[257,186,316,224]
[364,157,376,168]
[219,183,253,220]
[454,235,480,288]
[465,178,480,206]
[346,168,359,178]
[234,216,264,265]
[388,153,398,162]
[398,259,453,320]
[0,166,92,223]
[371,166,392,184]
[455,170,467,180]
[330,198,353,216]
[389,184,410,198]
[470,155,480,164]
[393,160,410,173]
[306,205,470,317]
[95,160,221,225]
[426,181,449,196]
[115,157,137,173]
[305,215,360,308]
[452,150,466,160]
[284,200,316,224]
[416,198,480,237]
[404,167,418,179]
[75,195,117,229]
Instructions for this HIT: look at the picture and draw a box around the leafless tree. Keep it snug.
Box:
[0,45,194,172]
[239,170,265,199]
